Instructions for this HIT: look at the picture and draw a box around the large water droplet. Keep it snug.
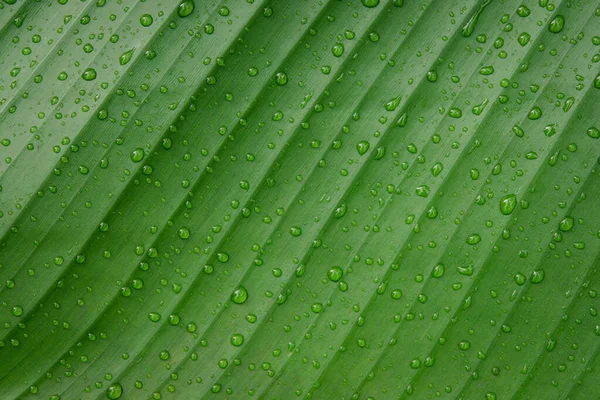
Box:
[119,48,134,66]
[548,15,565,33]
[499,194,517,215]
[231,286,248,304]
[177,0,195,17]
[361,0,380,7]
[106,383,123,399]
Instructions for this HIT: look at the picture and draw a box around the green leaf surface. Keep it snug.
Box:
[0,0,599,399]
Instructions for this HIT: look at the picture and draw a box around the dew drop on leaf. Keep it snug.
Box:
[130,148,144,163]
[327,266,343,282]
[105,383,123,399]
[466,233,481,245]
[356,141,370,155]
[231,286,248,304]
[140,13,153,27]
[448,108,462,118]
[431,263,445,278]
[230,333,244,347]
[177,227,190,240]
[331,43,344,57]
[81,68,96,81]
[119,48,134,66]
[479,65,494,75]
[384,96,402,111]
[499,194,517,215]
[530,269,545,284]
[361,0,380,7]
[559,216,574,231]
[548,15,565,33]
[415,185,430,198]
[275,72,288,86]
[177,0,194,17]
[588,127,600,138]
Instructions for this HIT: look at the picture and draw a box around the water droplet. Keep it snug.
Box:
[472,98,489,115]
[290,226,302,236]
[140,14,153,27]
[327,266,343,282]
[479,65,494,75]
[177,0,194,17]
[461,0,491,37]
[415,185,430,198]
[466,234,481,245]
[384,96,402,111]
[231,333,244,346]
[276,72,288,86]
[231,286,248,304]
[431,263,445,278]
[334,203,347,218]
[458,340,471,350]
[448,108,462,118]
[130,148,144,162]
[514,273,526,285]
[517,5,531,17]
[11,305,23,317]
[82,68,97,81]
[331,43,344,57]
[499,194,517,215]
[148,312,161,322]
[588,127,600,139]
[119,48,134,66]
[559,216,574,231]
[178,227,190,240]
[106,383,123,399]
[374,146,386,160]
[518,32,531,46]
[528,106,542,120]
[356,141,370,155]
[457,265,474,276]
[530,270,545,284]
[544,124,557,137]
[361,0,379,7]
[512,125,525,137]
[431,162,444,177]
[396,112,408,127]
[548,15,565,33]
